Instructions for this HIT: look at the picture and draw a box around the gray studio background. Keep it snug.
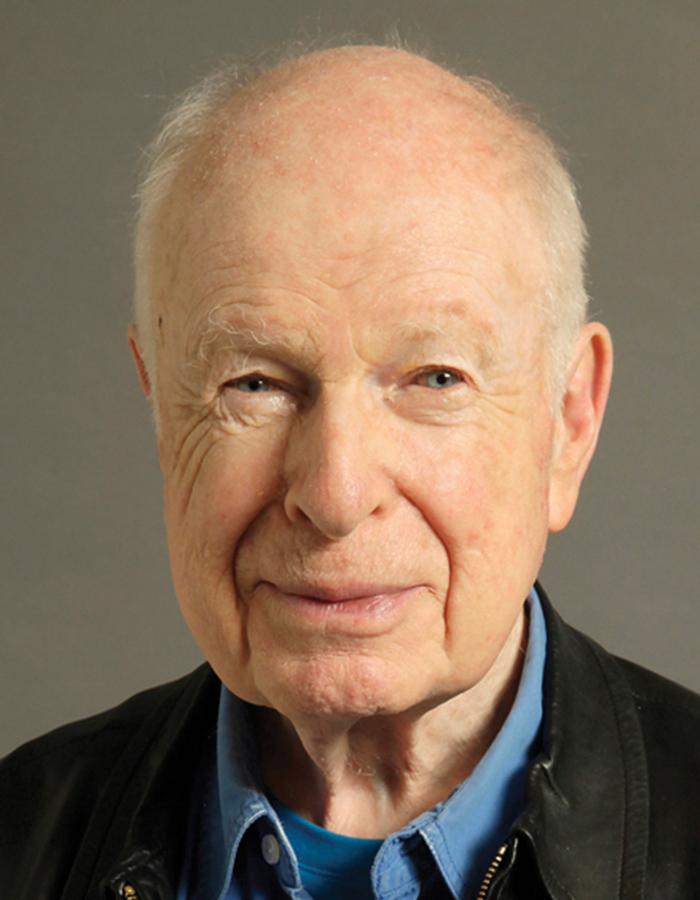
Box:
[2,1,698,757]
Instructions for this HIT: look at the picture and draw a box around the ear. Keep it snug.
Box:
[548,322,613,532]
[127,324,152,398]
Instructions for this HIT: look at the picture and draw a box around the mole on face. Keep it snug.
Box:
[157,314,165,344]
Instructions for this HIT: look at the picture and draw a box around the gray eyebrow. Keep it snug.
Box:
[390,309,501,370]
[188,300,501,372]
[188,303,321,369]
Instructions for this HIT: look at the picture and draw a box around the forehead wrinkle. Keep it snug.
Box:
[186,234,382,304]
[376,261,503,306]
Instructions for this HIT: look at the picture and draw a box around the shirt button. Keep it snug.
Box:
[261,833,281,865]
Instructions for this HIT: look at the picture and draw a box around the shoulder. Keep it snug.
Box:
[612,652,700,755]
[539,585,700,743]
[0,666,211,888]
[1,667,201,786]
[551,605,700,781]
[614,652,700,780]
[616,653,700,716]
[574,626,700,769]
[601,649,700,891]
[547,600,700,893]
[4,670,190,759]
[588,657,700,898]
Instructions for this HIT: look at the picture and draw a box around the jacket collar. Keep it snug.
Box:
[516,583,649,899]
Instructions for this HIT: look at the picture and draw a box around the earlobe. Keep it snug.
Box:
[127,324,152,398]
[548,322,614,532]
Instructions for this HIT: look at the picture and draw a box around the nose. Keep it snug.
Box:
[282,392,394,540]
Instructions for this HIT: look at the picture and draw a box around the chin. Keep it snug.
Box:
[252,651,433,724]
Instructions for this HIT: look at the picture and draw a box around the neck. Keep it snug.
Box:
[258,606,528,838]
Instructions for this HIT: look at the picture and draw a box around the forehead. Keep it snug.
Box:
[152,59,547,352]
[164,195,543,398]
[179,49,521,197]
[169,184,536,359]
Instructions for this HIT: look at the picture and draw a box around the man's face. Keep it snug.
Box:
[150,86,558,726]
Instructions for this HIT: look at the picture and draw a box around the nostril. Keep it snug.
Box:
[283,486,383,541]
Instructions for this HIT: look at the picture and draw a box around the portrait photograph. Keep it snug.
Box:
[2,2,698,898]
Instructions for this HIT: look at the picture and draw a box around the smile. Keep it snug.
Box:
[256,580,423,628]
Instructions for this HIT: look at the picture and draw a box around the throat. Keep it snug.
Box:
[256,606,528,839]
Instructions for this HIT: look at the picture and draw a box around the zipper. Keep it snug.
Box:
[119,884,139,900]
[476,842,508,899]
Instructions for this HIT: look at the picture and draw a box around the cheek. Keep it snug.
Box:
[391,410,551,578]
[404,432,504,541]
[163,429,286,692]
[408,423,551,675]
[167,430,284,556]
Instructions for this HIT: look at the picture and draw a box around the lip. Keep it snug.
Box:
[256,580,423,630]
[263,581,417,603]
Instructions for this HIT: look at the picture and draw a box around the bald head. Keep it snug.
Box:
[184,47,523,179]
[133,44,588,407]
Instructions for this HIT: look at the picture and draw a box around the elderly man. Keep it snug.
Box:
[2,44,699,900]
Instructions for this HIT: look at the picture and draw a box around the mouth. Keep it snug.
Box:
[256,580,423,628]
[266,581,417,603]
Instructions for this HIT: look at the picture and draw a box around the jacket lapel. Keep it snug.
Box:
[515,585,649,899]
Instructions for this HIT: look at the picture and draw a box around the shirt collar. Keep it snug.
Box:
[211,586,546,899]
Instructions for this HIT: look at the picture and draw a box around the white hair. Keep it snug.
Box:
[133,42,589,408]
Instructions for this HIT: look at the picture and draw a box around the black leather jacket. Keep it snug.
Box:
[2,586,699,899]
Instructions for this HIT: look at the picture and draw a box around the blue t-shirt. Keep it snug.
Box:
[269,795,381,900]
[178,587,547,899]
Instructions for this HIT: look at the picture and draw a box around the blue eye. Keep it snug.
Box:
[419,369,462,389]
[229,375,275,393]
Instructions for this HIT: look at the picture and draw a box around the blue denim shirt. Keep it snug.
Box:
[177,587,546,899]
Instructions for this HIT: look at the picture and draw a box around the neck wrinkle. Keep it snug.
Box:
[258,604,528,838]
